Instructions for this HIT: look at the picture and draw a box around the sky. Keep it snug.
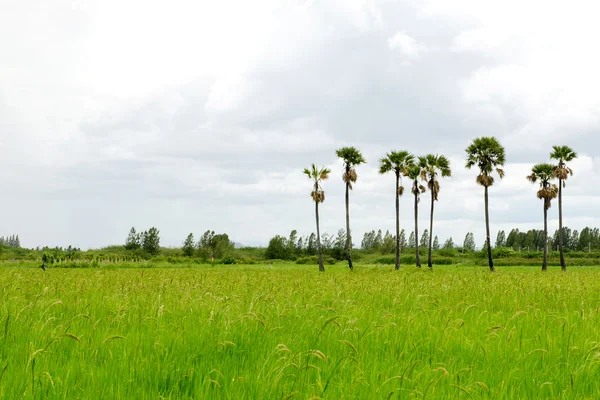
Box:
[1,0,599,249]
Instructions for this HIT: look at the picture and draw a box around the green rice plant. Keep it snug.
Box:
[1,265,600,398]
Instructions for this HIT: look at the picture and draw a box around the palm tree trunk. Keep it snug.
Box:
[484,186,495,272]
[543,203,548,272]
[345,178,353,270]
[395,173,400,270]
[558,179,566,271]
[428,182,434,270]
[315,198,324,272]
[414,188,421,268]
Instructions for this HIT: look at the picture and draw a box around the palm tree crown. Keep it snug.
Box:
[527,163,558,208]
[465,136,506,187]
[336,147,366,188]
[303,164,331,203]
[379,150,414,194]
[419,154,451,200]
[406,165,426,196]
[550,145,577,182]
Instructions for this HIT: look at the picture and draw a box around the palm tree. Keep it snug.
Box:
[419,154,452,270]
[527,163,558,271]
[465,137,506,272]
[335,147,366,270]
[303,164,331,272]
[550,146,577,272]
[379,151,415,270]
[405,165,426,267]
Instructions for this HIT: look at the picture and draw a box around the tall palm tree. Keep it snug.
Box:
[419,154,452,270]
[405,165,426,267]
[379,151,415,270]
[303,164,331,272]
[465,137,506,272]
[550,146,577,272]
[527,163,558,271]
[335,147,366,270]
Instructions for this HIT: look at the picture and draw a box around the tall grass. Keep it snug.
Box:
[1,265,599,398]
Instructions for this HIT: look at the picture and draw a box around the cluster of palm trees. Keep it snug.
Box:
[305,138,577,272]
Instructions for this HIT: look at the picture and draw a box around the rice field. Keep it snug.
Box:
[1,265,600,399]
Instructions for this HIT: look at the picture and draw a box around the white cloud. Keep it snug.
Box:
[388,31,428,60]
[1,0,599,248]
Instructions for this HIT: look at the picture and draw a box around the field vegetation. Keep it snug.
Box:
[2,265,600,398]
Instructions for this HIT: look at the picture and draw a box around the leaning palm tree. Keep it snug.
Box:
[527,163,558,272]
[379,151,415,270]
[550,146,577,272]
[335,147,366,270]
[465,137,506,272]
[405,165,426,267]
[419,154,452,270]
[303,164,331,272]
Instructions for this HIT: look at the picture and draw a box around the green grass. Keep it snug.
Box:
[1,264,600,399]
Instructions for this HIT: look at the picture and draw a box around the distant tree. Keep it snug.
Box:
[303,164,331,271]
[142,227,161,255]
[307,233,317,255]
[332,229,347,260]
[321,233,333,250]
[406,165,426,267]
[578,227,592,252]
[399,229,407,250]
[197,230,234,260]
[379,150,414,269]
[569,230,579,251]
[265,235,289,260]
[506,228,520,249]
[420,229,430,249]
[495,230,506,248]
[361,230,375,250]
[374,230,383,251]
[443,237,454,249]
[420,154,452,269]
[288,230,298,259]
[296,237,304,253]
[198,230,216,260]
[336,146,366,270]
[408,231,416,249]
[433,236,439,250]
[465,136,506,271]
[463,232,476,252]
[381,230,395,254]
[527,163,558,271]
[182,233,195,257]
[125,227,141,250]
[550,145,577,271]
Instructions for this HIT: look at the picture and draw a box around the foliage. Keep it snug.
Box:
[465,136,506,187]
[182,233,195,257]
[198,231,235,260]
[419,229,429,249]
[527,163,558,209]
[141,227,161,255]
[125,227,141,250]
[463,232,476,251]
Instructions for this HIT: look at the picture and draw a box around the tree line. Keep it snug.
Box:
[0,235,20,249]
[306,140,577,272]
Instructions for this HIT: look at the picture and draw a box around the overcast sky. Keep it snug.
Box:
[1,0,599,249]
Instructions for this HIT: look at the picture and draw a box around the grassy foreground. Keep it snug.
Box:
[1,265,600,399]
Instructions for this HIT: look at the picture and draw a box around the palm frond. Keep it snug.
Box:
[336,146,366,167]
